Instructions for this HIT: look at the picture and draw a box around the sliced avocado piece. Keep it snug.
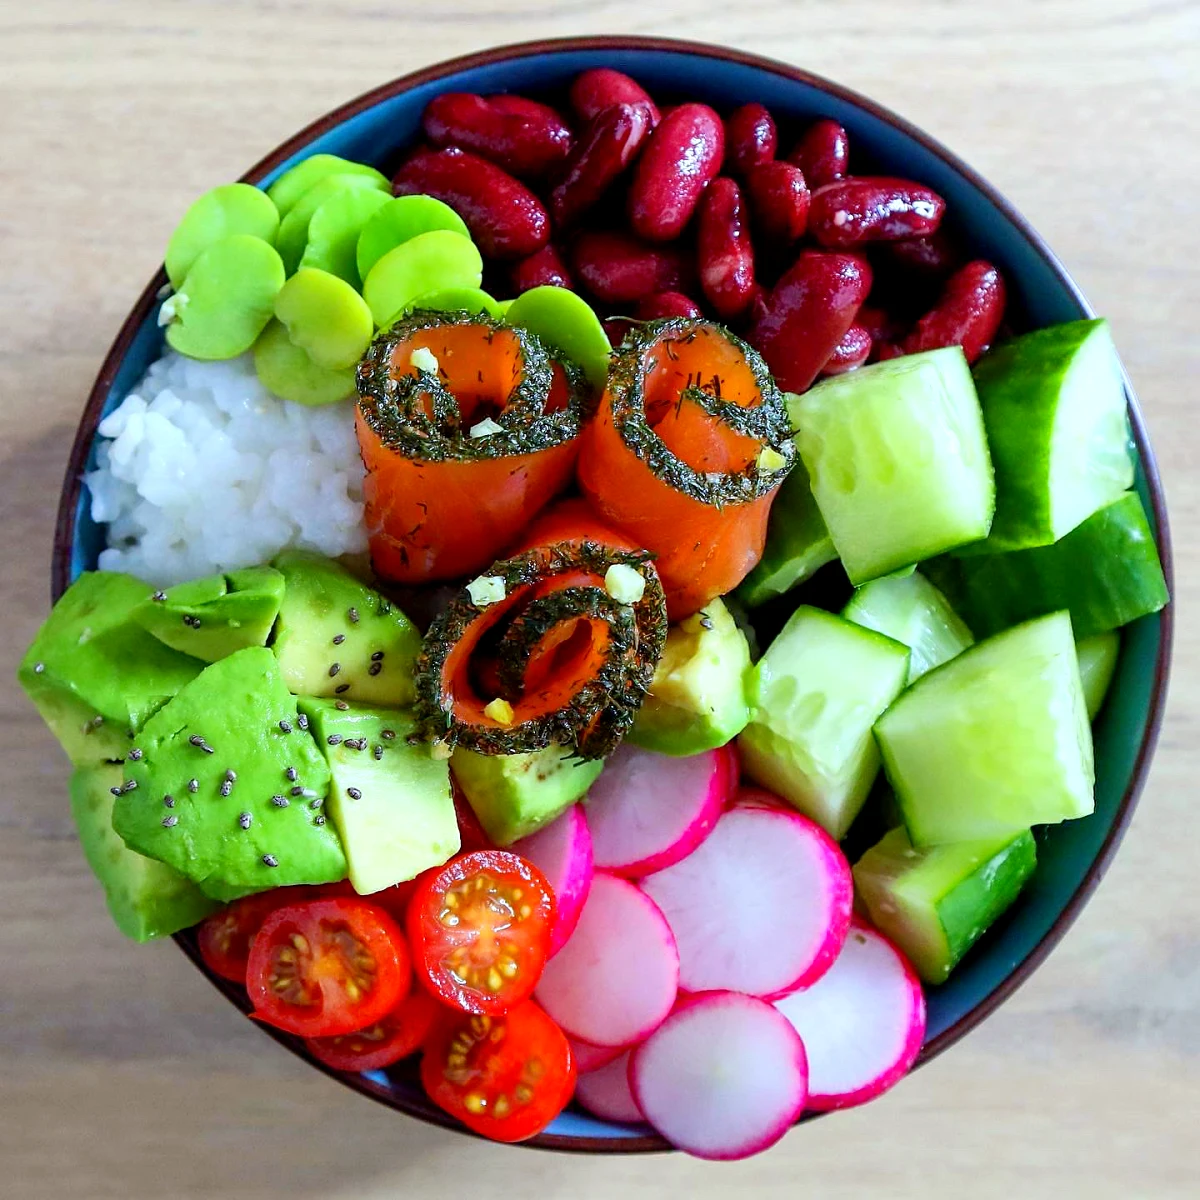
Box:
[271,551,420,705]
[132,566,285,663]
[1077,631,1120,721]
[629,599,751,756]
[298,699,459,893]
[18,571,202,766]
[451,745,603,846]
[70,763,219,941]
[113,647,345,897]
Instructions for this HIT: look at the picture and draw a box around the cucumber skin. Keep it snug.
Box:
[926,492,1168,640]
[854,826,1037,985]
[1077,631,1120,721]
[973,319,1132,549]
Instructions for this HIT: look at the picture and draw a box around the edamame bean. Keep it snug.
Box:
[266,153,388,218]
[299,188,391,287]
[164,183,279,289]
[253,319,357,406]
[355,195,471,282]
[361,230,483,328]
[274,268,373,370]
[276,173,391,274]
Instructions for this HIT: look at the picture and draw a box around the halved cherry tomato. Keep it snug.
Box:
[247,898,411,1037]
[310,878,419,925]
[304,987,445,1072]
[408,850,554,1016]
[421,1001,576,1143]
[197,885,318,983]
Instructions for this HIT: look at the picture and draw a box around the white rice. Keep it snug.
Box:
[86,351,368,586]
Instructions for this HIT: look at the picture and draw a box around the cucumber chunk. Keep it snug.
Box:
[925,491,1168,640]
[739,606,910,840]
[843,570,973,682]
[738,458,837,607]
[790,347,994,584]
[973,318,1134,550]
[1077,631,1120,720]
[876,611,1094,846]
[853,826,1037,984]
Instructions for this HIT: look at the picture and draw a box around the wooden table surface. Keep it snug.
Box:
[2,2,1197,1196]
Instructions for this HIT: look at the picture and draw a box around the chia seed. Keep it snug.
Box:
[188,735,214,754]
[219,780,233,797]
[128,748,143,761]
[109,786,123,797]
[121,779,138,793]
[373,745,383,761]
[332,634,346,645]
[296,713,309,732]
[152,591,166,602]
[309,797,323,810]
[381,729,396,740]
[162,815,178,828]
[347,607,360,624]
[370,651,385,662]
[163,795,175,808]
[262,854,279,868]
[314,815,326,826]
[33,662,45,674]
[285,767,298,781]
[271,795,288,807]
[327,734,343,746]
[346,787,362,800]
[367,662,382,677]
[328,662,341,678]
[291,786,305,797]
[335,700,349,711]
[335,683,351,694]
[279,720,293,734]
[187,778,199,793]
[238,812,252,830]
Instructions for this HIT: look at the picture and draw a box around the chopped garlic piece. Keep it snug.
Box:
[157,291,189,327]
[410,347,440,375]
[470,416,505,438]
[429,739,453,761]
[483,697,515,725]
[757,445,787,473]
[466,575,506,607]
[604,563,645,605]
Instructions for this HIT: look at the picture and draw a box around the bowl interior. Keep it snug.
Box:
[61,41,1171,1151]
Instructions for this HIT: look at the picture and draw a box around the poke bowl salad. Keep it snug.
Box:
[23,55,1170,1159]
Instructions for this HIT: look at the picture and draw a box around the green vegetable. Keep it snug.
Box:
[1077,631,1120,720]
[398,287,504,321]
[739,606,910,840]
[503,286,613,394]
[924,492,1169,640]
[276,173,391,275]
[355,194,471,282]
[164,235,285,361]
[164,183,279,290]
[362,230,483,328]
[790,347,994,584]
[972,318,1134,550]
[738,458,836,608]
[274,268,373,370]
[842,570,973,683]
[876,611,1094,846]
[853,825,1037,984]
[266,153,388,218]
[254,320,356,406]
[299,187,391,287]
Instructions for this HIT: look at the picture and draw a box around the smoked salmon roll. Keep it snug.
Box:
[577,318,795,620]
[415,500,668,760]
[355,310,587,584]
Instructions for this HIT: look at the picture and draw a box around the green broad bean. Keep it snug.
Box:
[274,268,373,370]
[253,320,357,406]
[276,173,391,275]
[503,286,613,393]
[164,183,279,290]
[355,195,471,282]
[266,154,388,218]
[397,287,503,324]
[362,230,483,328]
[299,188,391,287]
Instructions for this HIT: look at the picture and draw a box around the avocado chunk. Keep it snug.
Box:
[628,599,752,756]
[298,699,459,893]
[271,551,420,706]
[113,646,346,898]
[452,745,603,846]
[18,571,202,766]
[70,763,219,941]
[133,566,285,663]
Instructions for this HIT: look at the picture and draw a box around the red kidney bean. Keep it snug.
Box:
[421,93,573,179]
[856,303,907,348]
[788,119,850,189]
[628,104,725,242]
[549,102,655,228]
[510,244,574,293]
[741,282,769,330]
[748,250,873,392]
[572,230,692,305]
[570,68,661,126]
[696,178,756,320]
[745,160,810,244]
[820,324,872,375]
[635,291,704,320]
[604,316,634,346]
[879,229,963,278]
[725,104,777,176]
[901,260,1007,364]
[809,177,946,249]
[392,148,550,260]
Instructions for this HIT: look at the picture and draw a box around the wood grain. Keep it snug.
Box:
[2,2,1198,1195]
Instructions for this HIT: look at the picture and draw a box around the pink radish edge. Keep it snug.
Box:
[575,1050,643,1123]
[629,990,807,1160]
[535,872,679,1047]
[641,798,853,1000]
[584,743,735,878]
[775,917,926,1111]
[568,1036,623,1074]
[512,804,594,956]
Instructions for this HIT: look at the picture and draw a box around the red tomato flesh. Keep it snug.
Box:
[247,898,411,1037]
[197,885,318,983]
[421,1001,576,1142]
[305,987,445,1072]
[408,850,554,1015]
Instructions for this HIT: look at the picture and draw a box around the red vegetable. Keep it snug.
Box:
[725,103,778,176]
[422,92,573,179]
[901,260,1007,364]
[510,244,574,293]
[821,323,873,375]
[788,119,850,188]
[697,177,756,320]
[304,987,445,1071]
[198,889,307,984]
[570,67,660,125]
[745,160,810,244]
[572,229,691,304]
[809,176,946,249]
[635,291,704,321]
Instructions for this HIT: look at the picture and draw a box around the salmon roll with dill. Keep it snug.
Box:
[355,310,588,584]
[415,500,667,760]
[578,318,795,620]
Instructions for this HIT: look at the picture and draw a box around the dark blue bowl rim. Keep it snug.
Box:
[50,35,1174,1155]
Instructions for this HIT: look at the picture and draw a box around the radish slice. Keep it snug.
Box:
[535,873,678,1046]
[630,990,807,1160]
[774,918,926,1110]
[574,1050,643,1123]
[568,1036,622,1073]
[641,802,852,999]
[512,804,594,956]
[585,743,732,876]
